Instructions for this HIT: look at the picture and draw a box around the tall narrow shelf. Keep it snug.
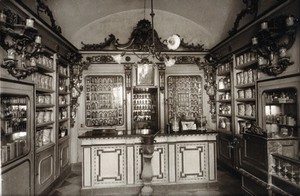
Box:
[56,56,71,175]
[33,52,56,151]
[32,51,56,194]
[216,59,233,133]
[57,57,70,140]
[233,50,260,136]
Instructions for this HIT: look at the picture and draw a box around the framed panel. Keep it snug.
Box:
[136,63,154,86]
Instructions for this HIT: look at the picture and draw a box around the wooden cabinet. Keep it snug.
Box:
[240,76,300,195]
[0,2,75,194]
[0,80,35,196]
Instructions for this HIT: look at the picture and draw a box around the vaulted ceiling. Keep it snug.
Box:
[21,0,279,50]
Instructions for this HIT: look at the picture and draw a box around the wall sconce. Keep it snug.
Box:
[1,14,42,79]
[251,15,298,76]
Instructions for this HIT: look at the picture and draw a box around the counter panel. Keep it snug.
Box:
[79,133,217,189]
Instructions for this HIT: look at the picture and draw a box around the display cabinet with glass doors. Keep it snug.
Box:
[85,75,124,128]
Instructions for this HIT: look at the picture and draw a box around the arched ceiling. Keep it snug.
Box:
[25,0,271,49]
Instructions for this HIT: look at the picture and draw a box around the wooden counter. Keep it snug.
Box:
[78,131,218,189]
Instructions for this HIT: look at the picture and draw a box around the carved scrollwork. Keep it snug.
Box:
[81,19,207,52]
[36,0,62,34]
[228,0,259,36]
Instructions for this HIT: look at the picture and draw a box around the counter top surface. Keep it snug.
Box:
[78,129,218,139]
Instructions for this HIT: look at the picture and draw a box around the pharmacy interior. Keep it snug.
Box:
[0,0,300,195]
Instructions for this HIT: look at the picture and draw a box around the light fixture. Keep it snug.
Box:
[112,0,181,67]
[251,15,298,76]
[0,15,42,79]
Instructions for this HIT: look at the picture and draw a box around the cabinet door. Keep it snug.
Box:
[218,132,234,168]
[59,138,69,173]
[2,161,32,196]
[35,146,55,195]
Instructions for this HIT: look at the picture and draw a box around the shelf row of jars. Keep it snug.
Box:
[218,117,231,131]
[37,94,52,105]
[219,92,231,100]
[237,103,256,117]
[169,85,201,93]
[168,95,201,105]
[219,103,231,115]
[58,66,68,76]
[35,54,54,69]
[36,128,52,147]
[133,99,152,105]
[1,139,26,164]
[168,111,202,120]
[86,92,113,101]
[59,108,68,120]
[237,88,256,99]
[1,120,26,135]
[1,96,27,105]
[265,114,296,126]
[31,72,53,90]
[133,105,154,110]
[86,118,123,127]
[86,84,122,92]
[58,78,68,92]
[1,105,27,118]
[86,110,122,119]
[58,95,67,105]
[265,91,296,103]
[218,62,231,74]
[86,102,119,110]
[86,76,123,84]
[134,115,152,121]
[218,77,231,89]
[1,104,27,119]
[133,93,151,99]
[236,69,258,85]
[133,110,154,116]
[236,51,257,66]
[36,110,52,124]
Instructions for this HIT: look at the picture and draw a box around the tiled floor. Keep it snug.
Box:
[50,164,244,196]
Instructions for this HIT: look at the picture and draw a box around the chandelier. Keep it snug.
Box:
[112,0,181,67]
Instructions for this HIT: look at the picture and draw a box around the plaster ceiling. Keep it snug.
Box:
[31,0,249,49]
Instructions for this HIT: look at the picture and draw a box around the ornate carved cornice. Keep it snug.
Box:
[81,19,208,52]
[86,55,115,64]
